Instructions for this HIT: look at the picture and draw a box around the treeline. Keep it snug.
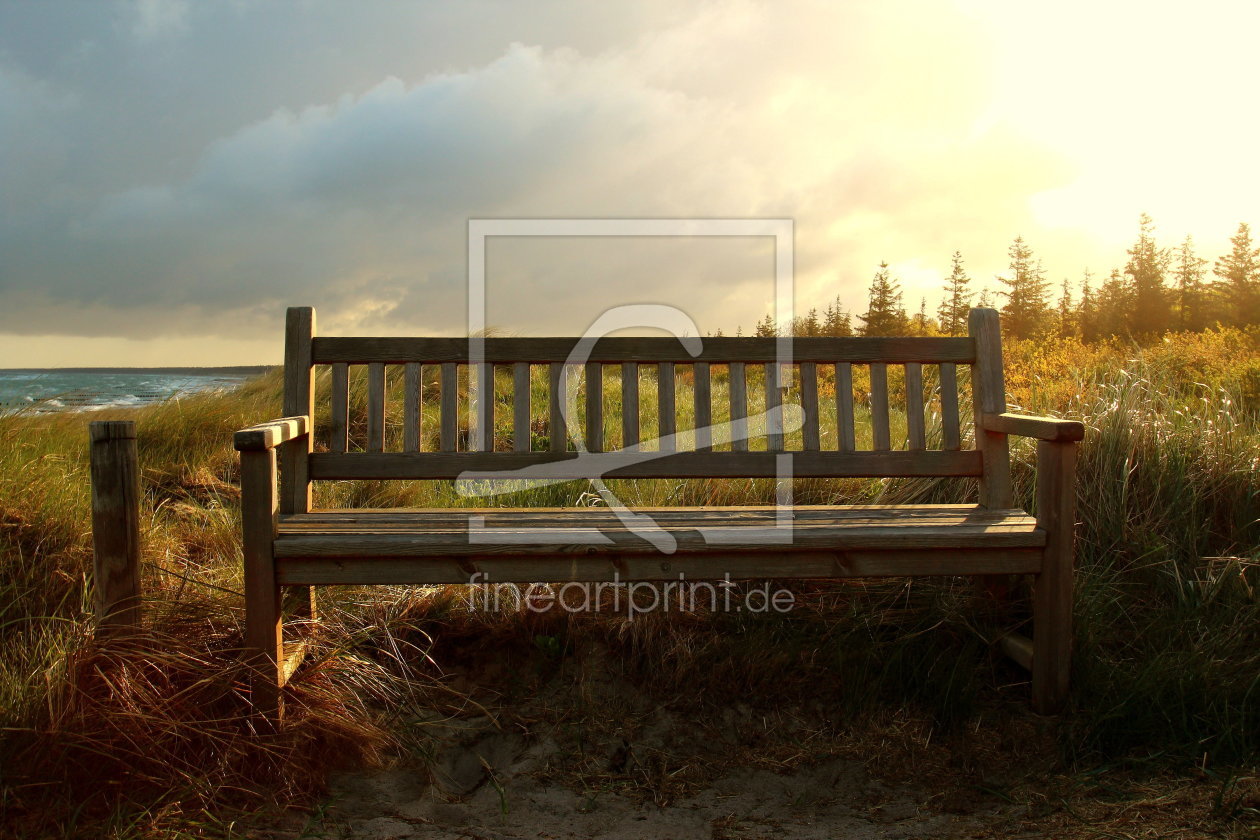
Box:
[729,215,1260,341]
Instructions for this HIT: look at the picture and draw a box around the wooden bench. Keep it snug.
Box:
[235,306,1082,727]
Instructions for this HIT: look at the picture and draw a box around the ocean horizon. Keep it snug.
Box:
[0,366,272,412]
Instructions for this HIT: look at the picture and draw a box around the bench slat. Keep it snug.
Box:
[309,449,982,479]
[473,363,494,452]
[940,362,961,451]
[549,363,567,453]
[905,362,926,450]
[277,548,1043,585]
[440,363,458,453]
[403,363,421,453]
[330,362,349,454]
[694,362,712,452]
[765,363,783,451]
[801,362,820,451]
[836,362,855,452]
[585,362,603,452]
[729,362,747,452]
[658,362,675,451]
[870,363,890,451]
[513,363,531,453]
[367,362,386,453]
[312,335,976,364]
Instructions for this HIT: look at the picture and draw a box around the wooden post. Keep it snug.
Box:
[242,448,283,727]
[1032,439,1076,714]
[89,421,142,633]
[968,308,1015,606]
[280,307,317,622]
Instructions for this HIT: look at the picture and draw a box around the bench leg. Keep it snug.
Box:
[1032,439,1076,714]
[242,449,284,729]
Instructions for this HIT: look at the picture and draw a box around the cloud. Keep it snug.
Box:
[0,0,1077,358]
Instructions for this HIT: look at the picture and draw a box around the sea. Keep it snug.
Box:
[0,367,272,413]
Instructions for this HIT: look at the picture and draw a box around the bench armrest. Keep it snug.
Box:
[983,412,1084,442]
[234,415,310,451]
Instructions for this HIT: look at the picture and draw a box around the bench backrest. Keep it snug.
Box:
[277,307,1011,514]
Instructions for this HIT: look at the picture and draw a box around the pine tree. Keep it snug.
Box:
[936,251,972,336]
[754,314,777,337]
[1078,270,1098,342]
[1213,222,1260,326]
[822,296,853,336]
[911,296,933,335]
[998,237,1052,339]
[1057,278,1076,338]
[857,262,908,336]
[977,287,994,309]
[1173,235,1208,331]
[1124,213,1171,337]
[1095,268,1133,338]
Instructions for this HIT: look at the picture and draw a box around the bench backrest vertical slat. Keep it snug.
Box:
[549,363,567,452]
[836,362,856,452]
[366,362,386,452]
[621,363,639,449]
[585,362,603,452]
[765,363,783,451]
[905,362,926,450]
[330,362,349,454]
[800,361,820,451]
[403,362,421,452]
[513,363,531,453]
[440,362,458,452]
[658,362,676,451]
[694,362,712,452]
[281,307,315,514]
[939,362,961,451]
[473,363,494,452]
[869,362,891,451]
[729,362,748,452]
[969,308,1012,507]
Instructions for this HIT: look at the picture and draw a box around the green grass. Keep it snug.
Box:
[1,343,1258,837]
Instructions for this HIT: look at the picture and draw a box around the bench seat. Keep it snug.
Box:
[269,504,1045,585]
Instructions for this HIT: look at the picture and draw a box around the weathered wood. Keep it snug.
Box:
[836,362,855,452]
[1032,439,1076,714]
[969,308,1012,508]
[800,362,820,451]
[1000,632,1034,671]
[309,449,983,480]
[549,363,567,452]
[281,307,314,516]
[984,412,1085,442]
[905,362,926,450]
[693,362,712,451]
[330,363,349,454]
[366,362,386,453]
[939,362,960,451]
[585,362,603,452]
[869,363,890,451]
[440,363,458,453]
[658,362,675,452]
[312,335,977,365]
[729,362,748,452]
[513,363,531,453]
[403,363,421,453]
[765,363,783,451]
[621,363,639,450]
[241,448,283,726]
[89,421,142,633]
[276,548,1043,585]
[234,416,310,451]
[474,363,494,452]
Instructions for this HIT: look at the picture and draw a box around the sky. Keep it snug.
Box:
[1,0,1258,366]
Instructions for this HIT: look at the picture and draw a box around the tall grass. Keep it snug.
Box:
[1,331,1258,836]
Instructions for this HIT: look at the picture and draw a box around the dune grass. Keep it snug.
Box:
[1,330,1258,837]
